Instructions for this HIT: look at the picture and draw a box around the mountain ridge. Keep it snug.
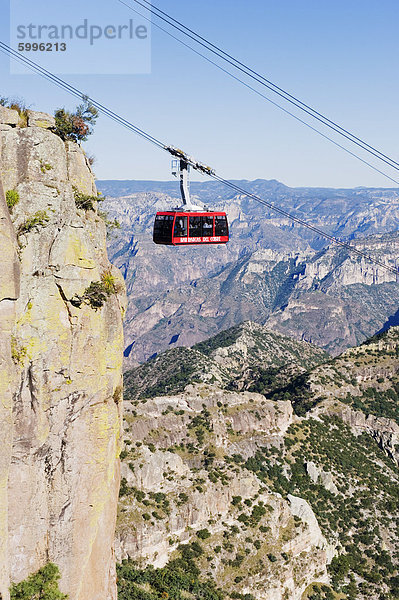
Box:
[124,321,329,401]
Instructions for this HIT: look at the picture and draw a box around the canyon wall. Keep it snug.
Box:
[0,106,126,600]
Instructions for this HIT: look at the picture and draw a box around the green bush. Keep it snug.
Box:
[19,211,50,234]
[267,554,277,563]
[98,210,121,233]
[178,492,189,505]
[101,270,118,295]
[73,271,119,310]
[80,281,109,309]
[73,187,101,211]
[10,562,67,600]
[196,529,211,540]
[307,583,335,600]
[54,97,98,143]
[6,189,19,212]
[119,477,132,497]
[40,161,53,173]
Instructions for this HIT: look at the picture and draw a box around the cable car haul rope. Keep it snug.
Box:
[0,41,397,273]
[119,0,399,187]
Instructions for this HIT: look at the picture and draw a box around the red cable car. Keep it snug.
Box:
[153,211,229,245]
[153,155,229,246]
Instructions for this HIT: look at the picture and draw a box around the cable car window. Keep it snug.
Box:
[154,215,174,242]
[202,216,213,237]
[174,216,187,237]
[215,215,228,236]
[189,216,202,237]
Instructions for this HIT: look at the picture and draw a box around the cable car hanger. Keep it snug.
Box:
[153,152,229,245]
[0,42,398,273]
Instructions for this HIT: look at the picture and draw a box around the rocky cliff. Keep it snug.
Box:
[124,321,328,401]
[0,106,126,600]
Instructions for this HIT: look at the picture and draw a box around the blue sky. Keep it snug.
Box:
[1,0,399,188]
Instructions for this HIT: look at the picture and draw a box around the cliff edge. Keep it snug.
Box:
[0,106,126,600]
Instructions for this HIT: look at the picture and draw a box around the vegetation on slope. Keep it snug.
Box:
[236,416,399,599]
[124,322,328,402]
[266,326,399,423]
[120,326,399,600]
[118,543,227,600]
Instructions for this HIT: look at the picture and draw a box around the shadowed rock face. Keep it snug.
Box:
[0,107,126,600]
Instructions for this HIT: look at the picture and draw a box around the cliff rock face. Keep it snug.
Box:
[0,107,126,600]
[0,131,20,600]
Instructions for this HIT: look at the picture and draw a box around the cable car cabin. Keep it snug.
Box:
[153,211,229,246]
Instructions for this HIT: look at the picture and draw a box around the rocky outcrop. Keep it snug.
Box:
[0,107,126,600]
[305,462,339,495]
[334,406,399,464]
[117,446,260,566]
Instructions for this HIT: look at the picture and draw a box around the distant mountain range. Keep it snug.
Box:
[98,179,399,364]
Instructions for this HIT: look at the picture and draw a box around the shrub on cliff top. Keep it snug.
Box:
[54,96,98,143]
[10,562,67,600]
